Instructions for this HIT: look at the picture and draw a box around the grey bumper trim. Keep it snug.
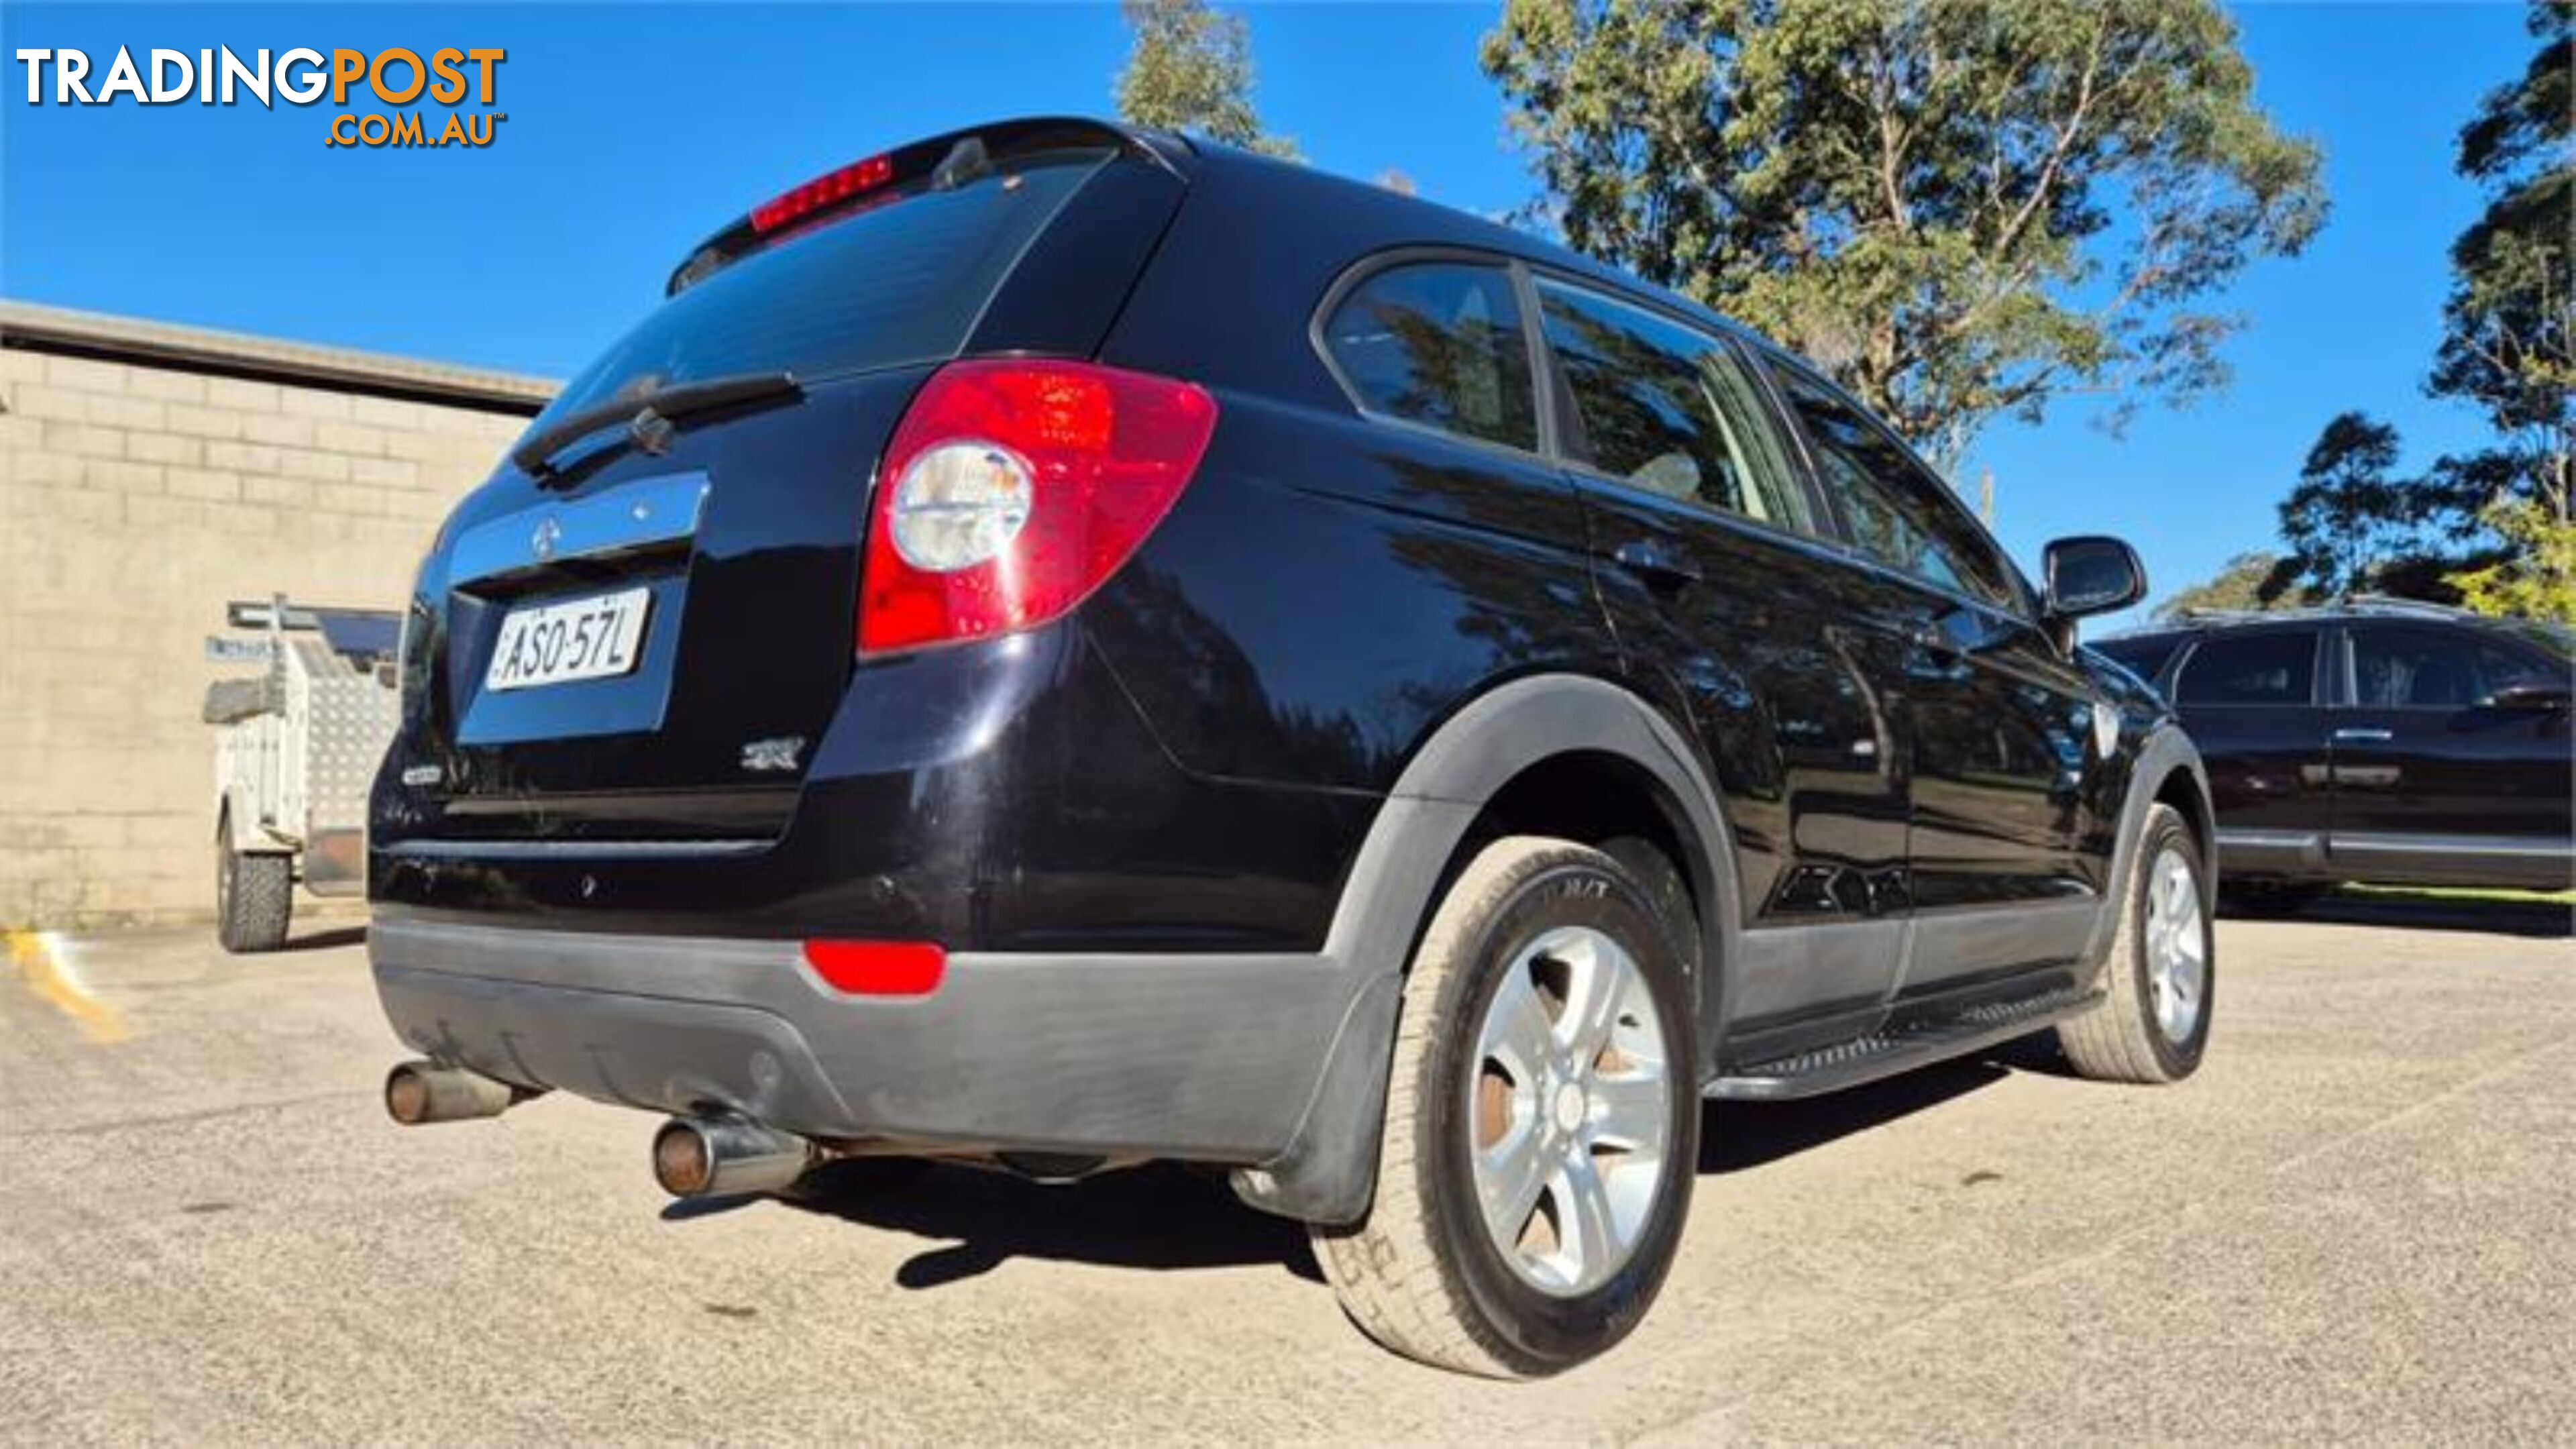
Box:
[370,913,1352,1162]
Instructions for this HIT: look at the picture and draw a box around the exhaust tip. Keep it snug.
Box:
[386,1067,432,1125]
[651,1114,812,1199]
[652,1119,716,1196]
[384,1061,518,1125]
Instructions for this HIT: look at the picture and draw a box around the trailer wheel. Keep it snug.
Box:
[216,819,292,954]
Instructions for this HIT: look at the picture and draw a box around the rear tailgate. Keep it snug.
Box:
[382,124,1183,845]
[407,369,925,841]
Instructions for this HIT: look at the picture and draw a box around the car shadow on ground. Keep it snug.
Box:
[767,1159,1329,1288]
[1701,1055,2011,1171]
[751,1054,2025,1291]
[2233,892,2573,939]
[278,924,368,953]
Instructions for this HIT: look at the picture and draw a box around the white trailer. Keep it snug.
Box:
[205,598,401,952]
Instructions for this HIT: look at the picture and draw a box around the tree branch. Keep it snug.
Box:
[1991,19,2108,262]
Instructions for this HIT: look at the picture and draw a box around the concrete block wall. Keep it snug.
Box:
[0,309,551,927]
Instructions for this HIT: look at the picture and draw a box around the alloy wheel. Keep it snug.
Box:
[2143,847,2208,1043]
[1465,925,1674,1297]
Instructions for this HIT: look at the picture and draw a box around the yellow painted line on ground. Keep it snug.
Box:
[8,929,129,1043]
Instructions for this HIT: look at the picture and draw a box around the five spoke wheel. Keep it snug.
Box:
[2142,846,2206,1044]
[1467,925,1672,1297]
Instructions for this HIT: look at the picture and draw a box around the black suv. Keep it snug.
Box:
[370,118,2216,1377]
[2097,600,2573,908]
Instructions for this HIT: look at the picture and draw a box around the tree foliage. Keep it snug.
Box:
[2259,5,2569,614]
[2429,0,2571,529]
[2153,550,2297,619]
[2265,412,2425,602]
[2450,500,2576,623]
[1114,0,1298,159]
[1481,0,2325,468]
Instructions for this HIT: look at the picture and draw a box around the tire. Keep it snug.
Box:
[215,826,292,954]
[1312,836,1699,1378]
[1598,835,1697,973]
[2055,804,2212,1083]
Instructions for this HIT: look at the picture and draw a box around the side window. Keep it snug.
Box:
[1765,363,2017,608]
[1321,262,1538,452]
[2351,626,2555,708]
[2178,632,2318,706]
[1534,282,1813,532]
[2475,640,2567,699]
[2094,635,2185,686]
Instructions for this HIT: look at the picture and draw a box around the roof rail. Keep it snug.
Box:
[2156,595,2479,630]
[2337,594,2475,619]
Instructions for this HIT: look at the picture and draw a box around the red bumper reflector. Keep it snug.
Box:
[802,940,946,996]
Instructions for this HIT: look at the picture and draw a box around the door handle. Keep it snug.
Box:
[2332,726,2394,745]
[1612,540,1703,588]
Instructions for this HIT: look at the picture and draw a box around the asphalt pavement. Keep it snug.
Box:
[2,898,2568,1444]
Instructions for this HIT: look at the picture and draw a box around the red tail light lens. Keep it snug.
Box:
[802,940,945,997]
[751,153,894,234]
[857,360,1218,655]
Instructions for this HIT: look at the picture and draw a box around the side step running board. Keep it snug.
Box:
[1707,985,2102,1102]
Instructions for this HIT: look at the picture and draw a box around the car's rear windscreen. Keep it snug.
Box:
[536,146,1114,422]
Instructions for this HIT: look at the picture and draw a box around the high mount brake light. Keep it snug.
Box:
[857,360,1218,655]
[751,153,894,235]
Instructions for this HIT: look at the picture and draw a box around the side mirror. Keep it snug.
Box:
[2043,535,2148,621]
[2487,680,2573,712]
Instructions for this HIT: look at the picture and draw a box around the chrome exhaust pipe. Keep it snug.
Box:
[384,1061,521,1125]
[652,1114,814,1199]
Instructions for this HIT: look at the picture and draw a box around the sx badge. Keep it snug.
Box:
[741,735,805,773]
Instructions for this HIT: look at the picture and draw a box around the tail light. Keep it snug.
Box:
[857,360,1218,655]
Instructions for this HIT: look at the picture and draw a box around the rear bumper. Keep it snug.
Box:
[368,910,1364,1162]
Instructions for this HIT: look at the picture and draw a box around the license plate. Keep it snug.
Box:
[484,588,652,692]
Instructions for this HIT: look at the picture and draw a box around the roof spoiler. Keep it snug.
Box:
[664,116,1189,297]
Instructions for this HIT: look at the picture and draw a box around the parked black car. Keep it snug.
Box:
[2096,600,2573,908]
[370,117,2216,1377]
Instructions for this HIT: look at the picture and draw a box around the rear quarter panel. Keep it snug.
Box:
[1081,394,1617,792]
[1089,151,1626,792]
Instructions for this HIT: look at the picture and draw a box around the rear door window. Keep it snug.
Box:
[1534,282,1814,532]
[2178,632,2318,706]
[542,146,1112,421]
[1321,262,1539,452]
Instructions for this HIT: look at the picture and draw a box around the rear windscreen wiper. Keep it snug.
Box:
[513,370,803,481]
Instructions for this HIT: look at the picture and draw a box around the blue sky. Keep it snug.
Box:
[0,3,2532,616]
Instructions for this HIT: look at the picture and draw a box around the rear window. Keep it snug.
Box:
[539,147,1111,421]
[2177,631,2317,706]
